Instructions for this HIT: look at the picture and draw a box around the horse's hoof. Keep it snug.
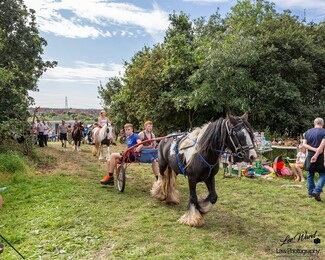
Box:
[178,205,205,227]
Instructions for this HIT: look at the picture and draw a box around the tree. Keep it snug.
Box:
[99,0,325,136]
[101,45,170,133]
[0,0,57,138]
[225,1,325,133]
[161,12,200,129]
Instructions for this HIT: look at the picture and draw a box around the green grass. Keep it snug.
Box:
[0,142,324,259]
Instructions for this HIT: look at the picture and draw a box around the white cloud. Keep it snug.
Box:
[41,61,124,84]
[30,61,124,108]
[272,0,325,11]
[24,0,170,39]
[266,0,325,21]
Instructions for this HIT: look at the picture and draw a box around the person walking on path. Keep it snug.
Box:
[58,120,68,148]
[43,120,50,147]
[302,117,325,201]
[36,119,45,147]
[311,139,325,161]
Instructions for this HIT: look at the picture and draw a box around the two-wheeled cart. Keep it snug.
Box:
[115,134,181,192]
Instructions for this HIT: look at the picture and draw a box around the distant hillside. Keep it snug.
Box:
[28,107,101,115]
[28,107,101,123]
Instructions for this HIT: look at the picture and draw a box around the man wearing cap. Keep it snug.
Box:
[58,120,68,148]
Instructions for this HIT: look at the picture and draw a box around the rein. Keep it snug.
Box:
[196,146,219,179]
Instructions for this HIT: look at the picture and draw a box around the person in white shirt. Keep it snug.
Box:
[43,120,50,146]
[36,119,45,147]
[58,120,68,148]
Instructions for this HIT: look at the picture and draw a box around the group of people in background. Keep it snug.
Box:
[31,116,84,148]
[32,119,50,147]
[57,117,84,148]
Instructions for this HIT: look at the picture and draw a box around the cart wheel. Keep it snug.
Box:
[116,165,126,192]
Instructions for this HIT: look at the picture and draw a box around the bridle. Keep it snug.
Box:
[225,118,256,159]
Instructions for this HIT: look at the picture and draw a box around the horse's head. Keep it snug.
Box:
[105,123,116,140]
[226,112,257,163]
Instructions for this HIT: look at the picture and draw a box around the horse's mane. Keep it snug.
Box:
[197,118,227,156]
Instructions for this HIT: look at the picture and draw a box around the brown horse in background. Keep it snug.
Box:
[72,123,84,151]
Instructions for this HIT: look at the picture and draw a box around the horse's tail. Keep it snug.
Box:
[92,141,100,156]
[151,167,179,204]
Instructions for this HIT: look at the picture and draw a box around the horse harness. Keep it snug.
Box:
[173,118,256,179]
[224,118,256,160]
[174,133,219,179]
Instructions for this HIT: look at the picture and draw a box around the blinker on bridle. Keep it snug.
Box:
[226,119,256,159]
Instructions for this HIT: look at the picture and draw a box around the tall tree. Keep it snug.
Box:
[227,1,325,133]
[161,12,199,129]
[0,0,57,136]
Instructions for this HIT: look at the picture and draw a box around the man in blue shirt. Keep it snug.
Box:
[100,123,141,186]
[303,118,325,201]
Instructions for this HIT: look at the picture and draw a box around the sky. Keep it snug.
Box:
[24,0,325,109]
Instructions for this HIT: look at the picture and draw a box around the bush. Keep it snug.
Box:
[0,151,32,175]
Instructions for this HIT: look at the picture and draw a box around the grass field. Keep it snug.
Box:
[0,142,324,259]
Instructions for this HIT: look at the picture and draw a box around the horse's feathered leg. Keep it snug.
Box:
[92,138,100,157]
[151,166,169,201]
[152,142,170,201]
[151,160,180,204]
[178,177,204,227]
[72,135,77,151]
[198,176,218,214]
[77,140,81,151]
[92,145,98,156]
[151,175,166,201]
[98,144,105,160]
[165,170,179,205]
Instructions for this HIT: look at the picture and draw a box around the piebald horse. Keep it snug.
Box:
[151,113,257,227]
[91,123,115,161]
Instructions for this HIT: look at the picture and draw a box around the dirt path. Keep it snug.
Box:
[34,141,123,177]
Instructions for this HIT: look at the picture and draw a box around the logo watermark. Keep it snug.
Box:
[276,231,321,258]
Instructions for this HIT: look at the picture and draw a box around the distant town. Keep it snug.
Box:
[28,107,101,116]
[28,107,102,127]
